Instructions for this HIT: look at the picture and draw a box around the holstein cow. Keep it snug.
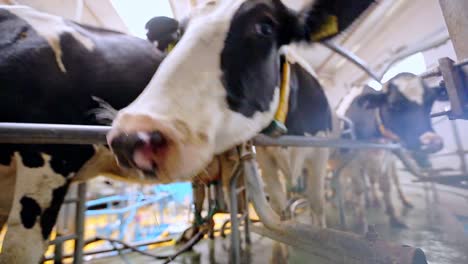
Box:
[108,0,376,228]
[336,72,447,231]
[0,5,172,263]
[144,1,334,233]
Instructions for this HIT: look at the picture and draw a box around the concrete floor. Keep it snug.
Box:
[87,179,468,264]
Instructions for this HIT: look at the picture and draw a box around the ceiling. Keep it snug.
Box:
[2,0,454,105]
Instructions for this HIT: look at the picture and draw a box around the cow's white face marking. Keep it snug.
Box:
[387,75,424,105]
[6,6,95,73]
[112,0,280,181]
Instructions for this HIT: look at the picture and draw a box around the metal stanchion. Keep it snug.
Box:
[229,162,243,264]
[73,183,87,264]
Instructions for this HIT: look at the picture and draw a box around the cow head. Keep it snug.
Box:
[145,16,180,51]
[357,72,447,153]
[108,0,375,181]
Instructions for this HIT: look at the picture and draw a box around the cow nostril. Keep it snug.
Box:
[149,131,166,148]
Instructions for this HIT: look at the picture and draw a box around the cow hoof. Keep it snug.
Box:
[390,218,407,229]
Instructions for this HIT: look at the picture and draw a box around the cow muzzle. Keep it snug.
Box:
[109,131,168,176]
[419,132,443,153]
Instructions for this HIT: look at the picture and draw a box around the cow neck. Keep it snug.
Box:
[374,108,400,142]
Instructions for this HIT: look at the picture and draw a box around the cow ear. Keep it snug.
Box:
[357,93,387,109]
[145,16,180,50]
[298,0,376,42]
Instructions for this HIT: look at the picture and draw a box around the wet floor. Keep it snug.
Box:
[88,178,468,264]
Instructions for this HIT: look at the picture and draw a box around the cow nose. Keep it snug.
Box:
[109,131,166,174]
[419,132,443,153]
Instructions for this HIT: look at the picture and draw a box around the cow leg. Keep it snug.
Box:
[389,160,413,208]
[0,160,16,229]
[303,148,329,228]
[0,154,69,264]
[366,172,381,209]
[256,148,287,218]
[379,167,406,228]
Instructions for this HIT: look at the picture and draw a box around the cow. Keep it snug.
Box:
[107,0,376,228]
[143,1,335,234]
[335,72,447,231]
[0,5,174,263]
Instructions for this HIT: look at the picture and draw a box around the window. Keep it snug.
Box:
[367,52,427,90]
[112,0,174,39]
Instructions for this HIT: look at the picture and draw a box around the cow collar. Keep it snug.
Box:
[375,108,400,142]
[261,58,291,137]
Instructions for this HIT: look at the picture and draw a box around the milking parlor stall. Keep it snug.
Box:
[0,0,468,263]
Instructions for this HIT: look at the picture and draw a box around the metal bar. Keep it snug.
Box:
[243,143,427,264]
[229,162,243,264]
[53,240,64,264]
[253,134,401,150]
[430,110,451,118]
[243,187,251,245]
[322,41,381,83]
[439,58,468,119]
[0,123,110,145]
[49,234,77,245]
[450,121,468,174]
[420,67,441,79]
[392,150,428,179]
[43,238,174,262]
[73,183,87,264]
[0,123,403,151]
[63,199,79,204]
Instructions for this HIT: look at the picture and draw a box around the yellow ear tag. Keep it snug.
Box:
[311,15,339,41]
[165,42,176,53]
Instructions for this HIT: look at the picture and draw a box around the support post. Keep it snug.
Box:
[73,183,87,264]
[229,163,243,264]
[439,0,468,59]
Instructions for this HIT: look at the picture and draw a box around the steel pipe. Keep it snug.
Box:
[73,183,87,264]
[0,123,109,145]
[0,123,402,150]
[229,162,243,264]
[243,144,427,264]
[253,134,401,150]
[322,41,381,83]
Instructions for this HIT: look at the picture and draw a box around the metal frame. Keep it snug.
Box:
[0,122,427,263]
[47,182,87,264]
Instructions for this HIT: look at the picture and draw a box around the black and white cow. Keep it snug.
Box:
[255,46,335,227]
[0,5,173,263]
[108,0,376,199]
[336,72,447,230]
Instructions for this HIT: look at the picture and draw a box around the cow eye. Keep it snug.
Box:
[255,22,274,37]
